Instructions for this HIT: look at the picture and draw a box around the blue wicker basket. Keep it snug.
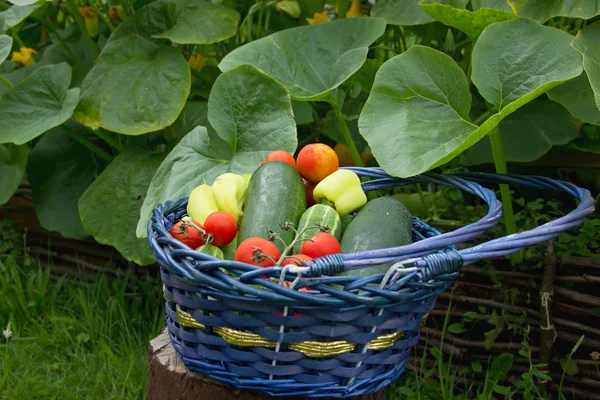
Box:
[148,169,594,398]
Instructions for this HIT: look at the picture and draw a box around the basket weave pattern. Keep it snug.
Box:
[148,170,594,398]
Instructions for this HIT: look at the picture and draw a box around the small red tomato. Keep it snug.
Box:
[203,211,237,247]
[296,143,339,183]
[303,178,316,206]
[282,254,313,266]
[169,220,205,248]
[235,238,281,267]
[263,150,296,169]
[300,232,341,258]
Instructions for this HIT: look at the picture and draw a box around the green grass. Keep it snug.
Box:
[0,246,164,399]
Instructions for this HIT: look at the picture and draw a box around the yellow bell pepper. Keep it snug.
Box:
[313,170,366,216]
[211,173,248,221]
[187,184,219,224]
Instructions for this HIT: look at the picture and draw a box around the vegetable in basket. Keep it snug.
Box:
[238,162,306,252]
[187,184,219,225]
[313,169,367,216]
[339,196,412,277]
[211,173,248,222]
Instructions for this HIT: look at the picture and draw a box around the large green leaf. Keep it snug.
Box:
[461,98,580,165]
[548,73,600,125]
[74,35,190,135]
[0,34,12,64]
[472,0,512,11]
[219,18,386,100]
[109,0,239,45]
[27,126,103,239]
[359,23,583,178]
[472,18,582,111]
[358,46,478,177]
[420,0,516,40]
[508,0,600,22]
[572,23,600,112]
[0,3,42,32]
[163,101,209,144]
[0,63,80,145]
[152,0,239,44]
[136,65,297,237]
[0,143,28,206]
[79,151,164,265]
[370,0,436,25]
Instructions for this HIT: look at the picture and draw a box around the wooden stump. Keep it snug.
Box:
[148,329,387,400]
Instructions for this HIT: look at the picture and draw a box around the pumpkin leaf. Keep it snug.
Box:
[219,18,386,100]
[136,65,297,237]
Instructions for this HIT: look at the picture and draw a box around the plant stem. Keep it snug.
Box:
[337,0,348,19]
[93,6,116,32]
[473,109,492,126]
[0,75,13,89]
[331,101,364,167]
[264,8,271,35]
[65,0,100,57]
[42,20,81,64]
[96,128,124,152]
[12,30,25,48]
[62,124,113,161]
[489,127,519,246]
[256,1,265,38]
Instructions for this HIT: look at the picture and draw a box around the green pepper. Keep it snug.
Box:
[313,170,367,216]
[187,184,219,224]
[211,173,248,221]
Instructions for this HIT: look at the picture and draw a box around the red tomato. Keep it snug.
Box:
[169,220,205,248]
[263,150,296,169]
[303,178,316,207]
[203,211,237,247]
[300,232,341,258]
[235,238,281,267]
[282,254,312,266]
[296,143,339,183]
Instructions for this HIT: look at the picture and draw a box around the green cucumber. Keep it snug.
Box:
[239,162,306,252]
[340,197,412,277]
[196,244,225,259]
[293,204,342,253]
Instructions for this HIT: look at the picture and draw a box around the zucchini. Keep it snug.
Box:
[239,162,306,252]
[340,197,412,277]
[293,204,342,253]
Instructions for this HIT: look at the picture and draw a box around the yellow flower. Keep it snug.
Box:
[11,47,38,66]
[306,11,328,25]
[78,6,97,19]
[188,54,207,72]
[347,0,362,18]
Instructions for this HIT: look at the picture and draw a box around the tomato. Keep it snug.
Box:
[235,238,281,267]
[296,143,339,183]
[203,211,237,247]
[282,254,312,266]
[263,150,296,169]
[303,178,316,206]
[169,220,205,248]
[334,143,355,167]
[300,232,341,258]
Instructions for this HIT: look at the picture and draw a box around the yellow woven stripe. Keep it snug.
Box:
[213,327,276,348]
[162,285,168,301]
[174,306,407,357]
[288,340,356,358]
[367,330,405,350]
[176,306,205,329]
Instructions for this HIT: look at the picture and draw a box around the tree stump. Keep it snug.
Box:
[148,329,387,400]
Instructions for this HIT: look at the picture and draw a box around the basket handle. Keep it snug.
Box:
[308,173,594,279]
